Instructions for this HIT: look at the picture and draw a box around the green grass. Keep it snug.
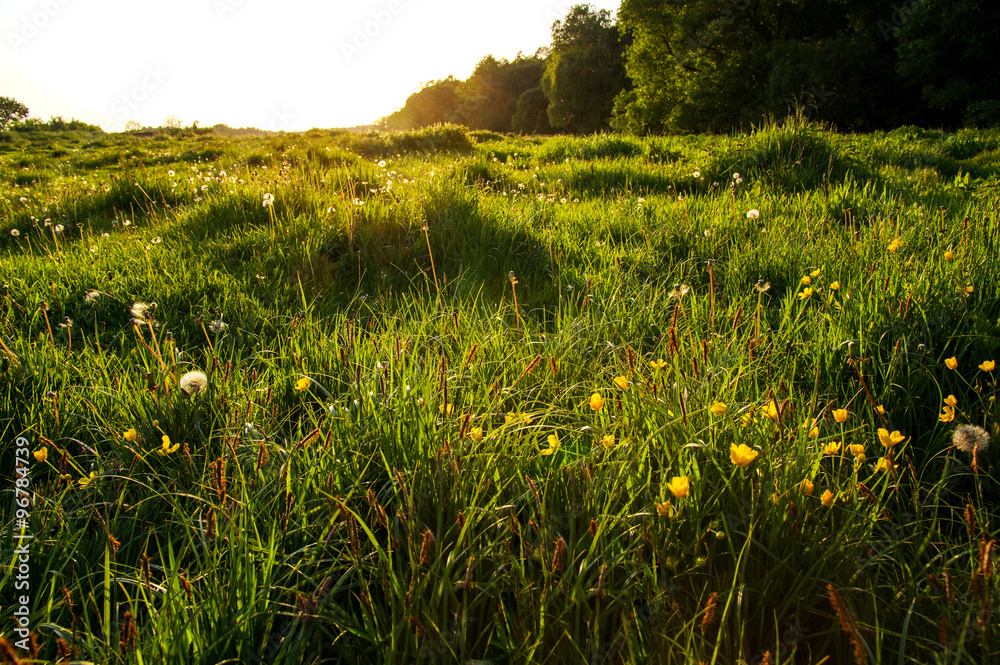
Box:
[1,119,998,664]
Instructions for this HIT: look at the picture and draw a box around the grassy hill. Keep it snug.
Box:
[1,120,999,663]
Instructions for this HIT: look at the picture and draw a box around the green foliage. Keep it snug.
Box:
[0,95,29,130]
[614,0,967,133]
[894,0,1000,127]
[542,4,629,134]
[382,54,548,134]
[2,122,999,664]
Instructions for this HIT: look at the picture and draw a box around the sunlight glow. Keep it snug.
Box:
[0,0,619,131]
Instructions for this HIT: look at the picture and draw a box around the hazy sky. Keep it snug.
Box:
[1,0,620,132]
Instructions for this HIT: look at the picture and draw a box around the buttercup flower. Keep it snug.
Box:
[806,419,819,438]
[878,428,906,447]
[667,476,690,498]
[944,395,958,407]
[601,434,616,450]
[468,427,483,441]
[874,404,886,415]
[541,433,560,456]
[123,428,138,442]
[294,377,311,391]
[888,239,901,253]
[979,360,995,372]
[829,281,840,290]
[801,276,812,286]
[159,435,180,455]
[33,447,47,463]
[798,287,813,300]
[613,376,629,390]
[710,402,728,416]
[798,478,815,495]
[945,356,958,370]
[849,444,865,457]
[762,401,780,420]
[650,358,667,371]
[439,403,455,416]
[823,441,842,455]
[821,489,835,507]
[874,457,896,473]
[655,501,675,517]
[589,393,605,411]
[730,443,759,467]
[833,409,849,423]
[939,406,956,423]
[944,250,954,261]
[79,471,97,487]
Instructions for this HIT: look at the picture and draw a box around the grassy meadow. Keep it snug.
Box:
[1,119,999,663]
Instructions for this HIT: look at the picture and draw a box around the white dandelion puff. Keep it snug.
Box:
[179,370,209,396]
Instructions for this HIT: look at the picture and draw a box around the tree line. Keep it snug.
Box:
[380,0,999,135]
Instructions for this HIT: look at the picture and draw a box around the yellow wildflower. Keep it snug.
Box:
[655,501,675,517]
[613,376,629,390]
[939,406,956,423]
[650,358,667,371]
[667,476,690,498]
[833,409,849,423]
[821,489,835,507]
[33,447,48,463]
[798,287,813,300]
[294,377,310,391]
[730,443,759,467]
[589,393,605,411]
[541,433,560,456]
[123,428,138,442]
[823,441,842,455]
[849,444,865,457]
[710,402,728,416]
[829,281,840,290]
[877,428,906,448]
[945,356,958,370]
[798,478,815,495]
[944,395,958,407]
[980,360,996,372]
[601,434,616,450]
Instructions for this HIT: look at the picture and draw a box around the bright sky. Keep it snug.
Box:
[1,0,620,132]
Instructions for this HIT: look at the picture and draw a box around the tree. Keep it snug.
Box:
[613,0,923,134]
[894,0,1000,127]
[453,53,546,132]
[382,77,462,131]
[0,96,29,130]
[542,5,629,134]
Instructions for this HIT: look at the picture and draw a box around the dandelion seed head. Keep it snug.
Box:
[179,370,208,396]
[951,424,990,454]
